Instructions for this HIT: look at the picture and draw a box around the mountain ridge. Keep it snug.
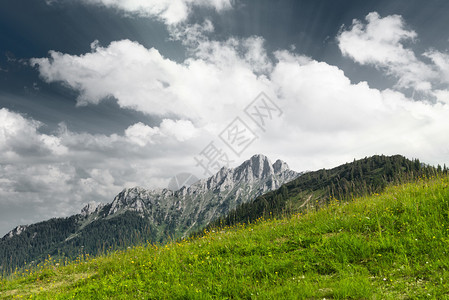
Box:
[1,154,300,274]
[203,154,444,232]
[79,154,300,238]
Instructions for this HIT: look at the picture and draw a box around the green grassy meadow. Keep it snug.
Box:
[2,175,449,299]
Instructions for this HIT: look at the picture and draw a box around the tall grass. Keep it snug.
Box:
[2,175,449,299]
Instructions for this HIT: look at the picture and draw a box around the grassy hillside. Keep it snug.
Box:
[2,155,441,276]
[2,175,449,299]
[206,155,444,231]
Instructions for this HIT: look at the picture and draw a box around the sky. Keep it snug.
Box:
[1,0,449,236]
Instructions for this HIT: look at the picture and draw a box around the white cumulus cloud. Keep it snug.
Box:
[31,38,272,127]
[75,0,232,25]
[424,50,449,85]
[124,119,197,146]
[0,108,68,159]
[337,12,437,92]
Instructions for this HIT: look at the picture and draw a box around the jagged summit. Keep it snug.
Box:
[79,154,301,238]
[233,154,293,181]
[77,154,300,217]
[81,202,104,217]
[235,154,272,179]
[104,154,296,203]
[176,154,298,195]
[273,159,290,173]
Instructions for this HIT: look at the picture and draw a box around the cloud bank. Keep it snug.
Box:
[31,15,449,172]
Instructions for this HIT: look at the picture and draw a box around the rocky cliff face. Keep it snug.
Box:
[82,154,300,239]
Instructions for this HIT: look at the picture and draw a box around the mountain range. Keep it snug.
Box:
[0,154,300,273]
[2,153,444,276]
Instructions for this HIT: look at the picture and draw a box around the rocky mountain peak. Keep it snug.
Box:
[234,154,270,180]
[273,159,290,174]
[107,187,151,216]
[85,154,300,236]
[232,154,296,183]
[81,202,104,217]
[249,154,273,177]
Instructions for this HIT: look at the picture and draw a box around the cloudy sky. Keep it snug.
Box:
[1,0,449,236]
